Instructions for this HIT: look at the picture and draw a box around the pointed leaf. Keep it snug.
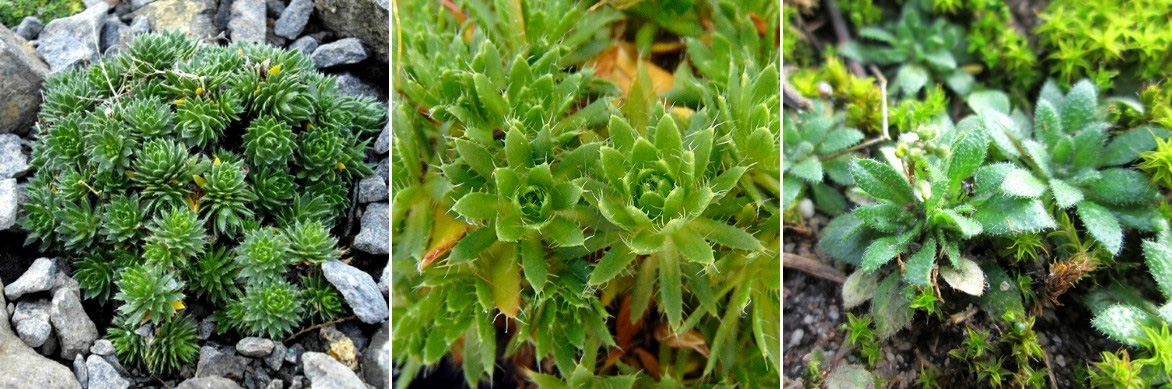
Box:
[1062,79,1097,133]
[588,245,636,286]
[659,249,683,330]
[1143,236,1172,300]
[947,131,987,187]
[936,209,982,238]
[505,127,531,168]
[980,110,1023,158]
[609,115,638,152]
[550,182,581,211]
[599,147,627,189]
[861,235,908,273]
[1049,178,1083,209]
[690,217,762,251]
[819,214,881,265]
[1001,168,1046,198]
[1099,126,1171,167]
[489,253,521,318]
[1072,123,1108,168]
[967,90,1011,114]
[904,238,936,287]
[1092,305,1156,347]
[896,64,928,96]
[972,195,1056,235]
[1034,100,1063,148]
[453,193,499,220]
[673,226,713,264]
[1077,201,1123,255]
[520,237,547,294]
[1021,140,1052,178]
[1087,168,1156,205]
[543,217,585,247]
[455,139,497,179]
[710,166,747,193]
[854,203,902,232]
[819,128,864,154]
[851,159,914,204]
[655,114,683,159]
[811,182,848,215]
[973,162,1014,196]
[871,273,911,339]
[630,254,658,322]
[449,227,498,265]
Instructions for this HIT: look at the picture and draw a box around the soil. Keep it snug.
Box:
[782,213,1129,388]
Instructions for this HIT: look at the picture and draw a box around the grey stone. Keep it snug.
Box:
[91,339,115,356]
[74,354,88,389]
[378,262,388,297]
[265,342,286,371]
[0,179,20,231]
[198,318,216,340]
[36,2,110,72]
[52,269,81,299]
[337,322,367,351]
[51,286,100,361]
[195,345,248,380]
[128,15,150,36]
[86,355,130,389]
[130,0,157,11]
[129,0,218,40]
[0,134,29,178]
[5,257,57,300]
[285,344,303,364]
[374,124,388,154]
[12,299,51,347]
[114,2,132,17]
[335,72,382,100]
[363,323,389,389]
[266,0,286,18]
[274,0,313,39]
[229,0,266,43]
[38,326,58,356]
[100,16,130,54]
[176,376,244,389]
[236,337,275,357]
[0,25,50,135]
[289,376,305,389]
[302,352,364,389]
[315,0,388,63]
[322,259,387,324]
[311,38,367,68]
[214,0,235,31]
[0,290,80,389]
[357,175,387,204]
[266,379,284,389]
[376,158,388,183]
[16,17,44,40]
[83,0,104,7]
[288,35,317,54]
[353,202,388,255]
[245,366,272,389]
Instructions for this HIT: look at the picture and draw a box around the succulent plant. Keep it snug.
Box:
[222,279,306,339]
[234,228,291,283]
[114,264,185,325]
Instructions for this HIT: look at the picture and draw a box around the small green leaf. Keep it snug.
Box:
[473,73,507,119]
[1087,168,1155,205]
[520,237,547,294]
[851,159,914,204]
[1143,235,1172,300]
[947,132,987,187]
[974,163,1014,196]
[819,128,864,154]
[588,245,635,286]
[527,163,554,188]
[1092,305,1156,347]
[978,262,1024,318]
[1098,126,1170,167]
[1001,168,1046,198]
[550,182,581,211]
[861,235,908,273]
[854,203,902,232]
[980,110,1023,158]
[599,147,626,188]
[896,64,928,96]
[936,209,982,238]
[904,238,936,287]
[631,138,659,166]
[630,254,658,322]
[489,253,521,318]
[1034,100,1063,148]
[453,193,499,220]
[504,127,531,168]
[495,167,521,196]
[629,229,665,254]
[655,114,683,160]
[1021,140,1052,178]
[543,218,585,247]
[1049,178,1083,209]
[710,166,747,193]
[1072,123,1108,168]
[826,365,875,389]
[819,214,880,265]
[1077,201,1123,255]
[782,176,802,208]
[871,273,911,339]
[659,249,683,329]
[609,115,638,153]
[1062,79,1097,133]
[449,227,497,265]
[972,195,1055,235]
[454,139,497,180]
[673,226,713,264]
[690,217,762,251]
[967,90,1011,114]
[811,182,847,215]
[689,128,715,174]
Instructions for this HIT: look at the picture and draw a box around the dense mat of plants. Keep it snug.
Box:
[786,0,1172,386]
[21,30,385,375]
[0,0,83,27]
[391,0,780,386]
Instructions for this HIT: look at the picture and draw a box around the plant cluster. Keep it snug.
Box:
[1036,0,1172,90]
[392,0,780,386]
[22,31,384,374]
[0,0,83,28]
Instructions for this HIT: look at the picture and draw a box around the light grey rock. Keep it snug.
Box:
[378,262,388,297]
[198,317,215,340]
[51,269,81,299]
[16,17,44,40]
[288,35,317,54]
[51,286,99,361]
[100,16,129,54]
[128,0,217,40]
[353,202,388,255]
[5,257,57,300]
[236,337,275,357]
[91,339,115,356]
[285,343,303,364]
[0,134,29,178]
[337,322,367,351]
[214,0,235,31]
[376,158,388,183]
[335,72,381,100]
[128,15,150,36]
[195,345,248,380]
[374,124,388,154]
[363,323,389,389]
[0,179,20,230]
[114,2,132,17]
[314,0,388,63]
[265,379,284,389]
[229,0,266,43]
[274,0,313,39]
[289,376,305,389]
[36,2,110,72]
[0,25,50,135]
[176,376,244,389]
[265,342,286,371]
[38,326,58,356]
[322,259,387,324]
[74,354,88,389]
[130,0,157,11]
[86,355,130,389]
[12,299,51,347]
[311,37,366,68]
[0,281,79,388]
[302,352,364,389]
[357,175,387,204]
[83,0,104,7]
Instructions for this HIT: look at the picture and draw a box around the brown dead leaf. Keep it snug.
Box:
[633,347,661,378]
[616,295,642,349]
[587,42,674,96]
[419,206,467,271]
[654,322,711,358]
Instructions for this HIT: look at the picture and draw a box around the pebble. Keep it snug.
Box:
[16,17,44,40]
[4,257,57,300]
[322,259,388,324]
[799,198,815,219]
[1056,354,1066,367]
[273,0,313,39]
[91,339,115,356]
[0,134,29,179]
[288,35,318,54]
[311,38,367,68]
[787,329,804,348]
[236,337,275,358]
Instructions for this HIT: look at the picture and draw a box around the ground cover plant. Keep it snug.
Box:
[0,0,83,28]
[391,0,780,386]
[784,0,1172,386]
[21,30,385,375]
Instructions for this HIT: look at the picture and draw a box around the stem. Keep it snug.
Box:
[820,136,887,161]
[824,0,866,77]
[284,315,358,343]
